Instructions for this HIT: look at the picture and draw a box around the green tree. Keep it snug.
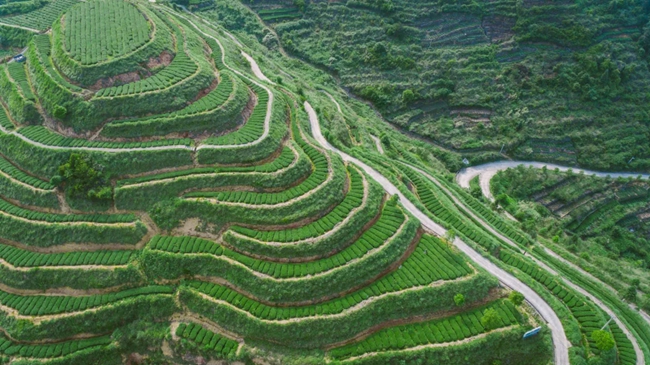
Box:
[454,293,465,307]
[509,291,524,306]
[293,0,305,11]
[55,154,111,200]
[591,330,615,351]
[624,285,638,302]
[380,133,391,149]
[402,89,416,104]
[53,105,67,119]
[480,308,501,331]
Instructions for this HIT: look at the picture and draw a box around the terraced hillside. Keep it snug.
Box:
[243,0,650,172]
[0,0,559,364]
[491,167,650,307]
[0,0,648,364]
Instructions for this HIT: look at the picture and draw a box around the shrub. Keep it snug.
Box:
[454,293,465,307]
[481,308,501,331]
[591,330,615,351]
[53,105,67,119]
[402,89,416,104]
[55,154,112,201]
[509,291,524,306]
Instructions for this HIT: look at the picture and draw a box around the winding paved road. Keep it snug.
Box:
[529,255,645,365]
[408,162,644,365]
[457,161,650,201]
[457,159,650,359]
[241,51,275,85]
[305,101,570,365]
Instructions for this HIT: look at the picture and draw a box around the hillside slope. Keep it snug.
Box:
[0,0,649,364]
[247,0,650,172]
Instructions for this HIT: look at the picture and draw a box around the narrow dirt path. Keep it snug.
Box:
[120,144,300,189]
[0,326,108,345]
[189,269,478,326]
[370,135,384,154]
[184,153,334,209]
[0,9,274,154]
[0,282,128,296]
[170,312,243,342]
[0,256,128,273]
[304,101,570,365]
[0,293,175,324]
[0,23,39,33]
[167,209,410,283]
[0,209,138,227]
[323,91,343,114]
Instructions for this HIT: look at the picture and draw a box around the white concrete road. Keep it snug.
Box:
[410,163,644,365]
[305,101,570,365]
[457,161,650,201]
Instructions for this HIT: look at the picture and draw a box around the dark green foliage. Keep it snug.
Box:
[52,105,66,119]
[0,25,33,48]
[143,210,419,302]
[55,153,112,201]
[492,166,650,286]
[0,199,147,247]
[116,144,310,211]
[330,299,521,359]
[342,327,551,365]
[0,155,58,208]
[100,72,249,138]
[509,291,524,306]
[0,294,179,341]
[267,0,650,171]
[0,285,173,316]
[591,330,615,351]
[480,308,501,330]
[0,334,113,359]
[180,272,496,348]
[49,6,175,87]
[223,167,386,259]
[0,64,40,125]
[454,293,465,306]
[0,3,562,365]
[0,263,143,291]
[0,130,193,178]
[176,322,239,359]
